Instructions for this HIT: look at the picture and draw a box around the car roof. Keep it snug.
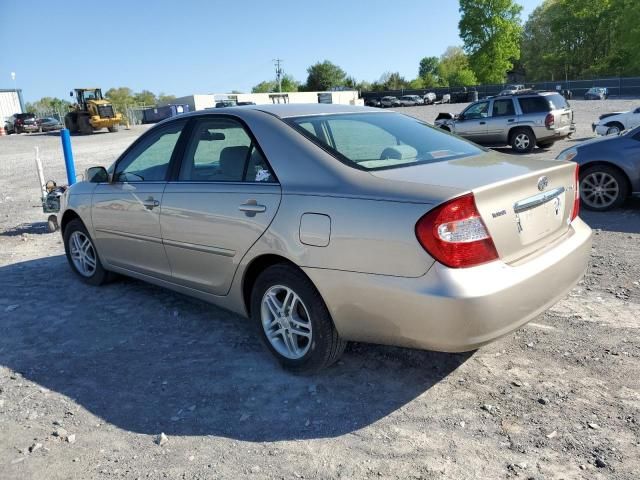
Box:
[202,103,383,119]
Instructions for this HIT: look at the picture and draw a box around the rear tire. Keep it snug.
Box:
[605,122,624,135]
[63,219,110,286]
[107,125,119,132]
[579,165,628,211]
[510,128,536,153]
[250,264,346,373]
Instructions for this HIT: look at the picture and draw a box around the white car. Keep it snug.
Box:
[592,107,640,135]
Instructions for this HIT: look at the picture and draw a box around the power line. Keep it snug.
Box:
[273,58,283,93]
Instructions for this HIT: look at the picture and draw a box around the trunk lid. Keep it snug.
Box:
[370,152,577,264]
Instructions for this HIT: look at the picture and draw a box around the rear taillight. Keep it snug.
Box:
[416,193,499,268]
[545,113,555,128]
[571,164,580,221]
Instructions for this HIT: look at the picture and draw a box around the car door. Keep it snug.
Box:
[484,98,516,144]
[453,101,489,142]
[160,116,281,295]
[91,119,188,280]
[628,108,640,130]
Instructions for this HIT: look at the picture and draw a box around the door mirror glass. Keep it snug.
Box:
[86,166,108,183]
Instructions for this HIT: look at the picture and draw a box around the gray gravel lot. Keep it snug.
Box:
[0,100,639,479]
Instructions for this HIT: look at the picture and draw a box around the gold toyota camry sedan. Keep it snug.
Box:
[59,104,592,372]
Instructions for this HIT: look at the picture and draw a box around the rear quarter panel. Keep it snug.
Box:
[247,194,436,278]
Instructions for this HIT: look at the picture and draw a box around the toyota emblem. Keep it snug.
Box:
[537,176,549,191]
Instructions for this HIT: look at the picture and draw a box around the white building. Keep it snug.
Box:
[163,90,363,111]
[0,89,23,124]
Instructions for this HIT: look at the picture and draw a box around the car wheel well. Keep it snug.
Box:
[605,121,624,129]
[581,161,631,191]
[242,254,309,316]
[60,210,81,235]
[508,126,534,143]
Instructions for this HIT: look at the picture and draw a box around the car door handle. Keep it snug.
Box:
[143,197,160,210]
[239,200,266,214]
[479,121,486,125]
[508,119,515,122]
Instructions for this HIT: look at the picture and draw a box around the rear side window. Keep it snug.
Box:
[492,99,515,117]
[179,118,275,183]
[517,97,550,114]
[547,94,569,109]
[289,112,483,171]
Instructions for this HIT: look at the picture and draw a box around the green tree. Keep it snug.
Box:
[437,46,478,86]
[305,60,348,91]
[252,74,299,93]
[133,90,156,106]
[25,97,71,114]
[378,72,409,90]
[105,87,134,113]
[521,0,639,81]
[459,0,523,84]
[418,56,440,86]
[157,93,177,104]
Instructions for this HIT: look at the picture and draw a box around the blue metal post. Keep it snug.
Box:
[60,128,76,185]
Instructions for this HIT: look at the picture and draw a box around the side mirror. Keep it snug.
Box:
[86,166,108,183]
[458,114,465,121]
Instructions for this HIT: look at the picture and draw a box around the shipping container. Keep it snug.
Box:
[142,104,189,124]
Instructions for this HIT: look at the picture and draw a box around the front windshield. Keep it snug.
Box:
[288,112,483,171]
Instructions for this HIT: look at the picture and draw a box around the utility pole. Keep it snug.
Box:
[273,58,283,93]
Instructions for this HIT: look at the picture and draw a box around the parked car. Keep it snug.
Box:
[434,91,575,153]
[557,125,640,211]
[592,107,640,135]
[60,104,591,372]
[142,105,189,124]
[5,112,38,134]
[398,95,418,107]
[423,92,437,105]
[406,95,425,106]
[36,117,63,132]
[440,93,451,104]
[584,87,609,100]
[365,97,382,108]
[499,84,527,96]
[380,96,401,108]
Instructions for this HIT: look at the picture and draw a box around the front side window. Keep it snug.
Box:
[289,112,482,171]
[114,119,186,182]
[179,118,275,183]
[492,99,515,117]
[462,101,489,119]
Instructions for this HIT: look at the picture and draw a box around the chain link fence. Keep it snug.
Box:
[363,76,640,102]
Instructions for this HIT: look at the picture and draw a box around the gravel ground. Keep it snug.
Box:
[0,100,639,480]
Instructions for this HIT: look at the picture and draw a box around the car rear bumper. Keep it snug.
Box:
[304,217,592,352]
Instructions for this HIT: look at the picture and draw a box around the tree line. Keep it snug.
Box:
[25,89,177,116]
[252,0,640,93]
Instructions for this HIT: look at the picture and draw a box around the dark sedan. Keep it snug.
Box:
[556,125,640,210]
[37,117,63,132]
[584,87,609,100]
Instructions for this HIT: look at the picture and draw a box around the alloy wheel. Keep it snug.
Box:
[514,133,530,150]
[69,231,97,277]
[580,172,620,209]
[261,285,312,360]
[606,125,620,135]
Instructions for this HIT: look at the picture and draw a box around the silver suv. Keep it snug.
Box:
[435,92,575,153]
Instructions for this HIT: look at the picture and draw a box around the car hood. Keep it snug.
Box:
[575,134,622,149]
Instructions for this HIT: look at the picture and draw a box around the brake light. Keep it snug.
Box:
[415,193,499,268]
[571,164,580,221]
[545,113,555,128]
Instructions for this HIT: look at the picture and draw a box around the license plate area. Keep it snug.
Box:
[514,187,565,245]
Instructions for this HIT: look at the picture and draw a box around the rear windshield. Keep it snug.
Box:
[547,94,569,109]
[288,112,483,171]
[17,113,35,119]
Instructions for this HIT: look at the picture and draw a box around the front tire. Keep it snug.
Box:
[605,122,623,135]
[250,264,346,373]
[579,165,628,211]
[63,219,110,285]
[510,128,536,153]
[108,125,119,132]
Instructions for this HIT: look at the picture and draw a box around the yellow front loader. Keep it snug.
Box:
[64,88,122,134]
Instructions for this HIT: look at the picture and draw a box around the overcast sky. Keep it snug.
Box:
[1,0,541,101]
